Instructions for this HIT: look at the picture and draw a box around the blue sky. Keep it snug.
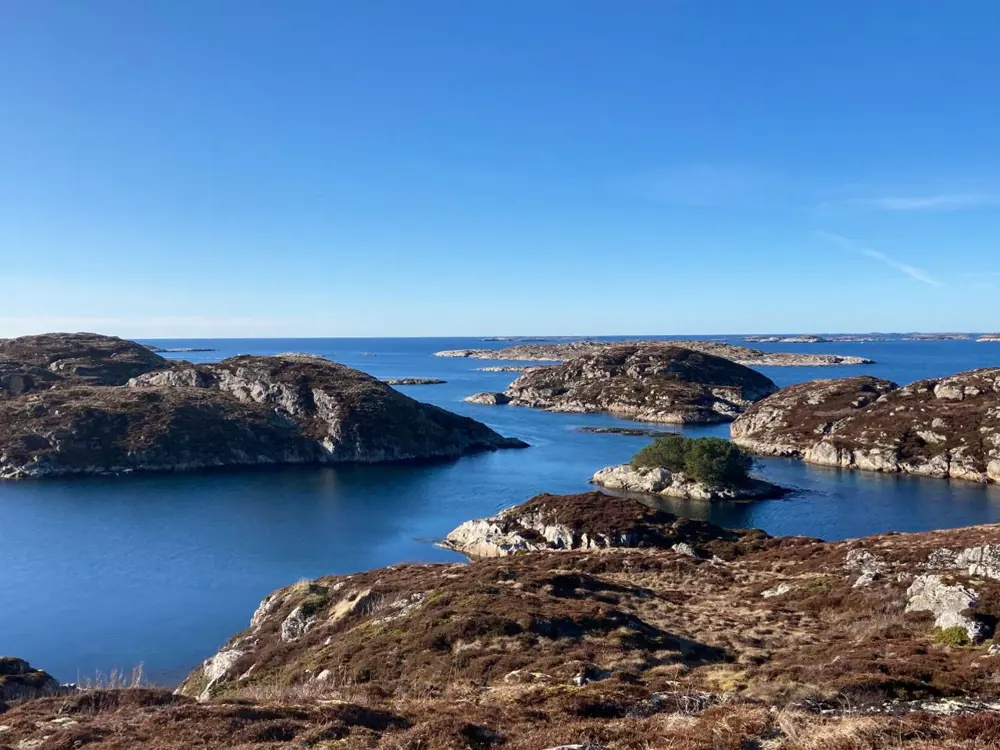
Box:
[2,1,999,337]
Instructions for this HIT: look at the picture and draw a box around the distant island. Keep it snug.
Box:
[436,339,874,367]
[381,377,447,385]
[744,334,890,344]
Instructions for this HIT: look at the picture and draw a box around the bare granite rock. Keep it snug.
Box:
[503,345,777,424]
[905,574,988,641]
[731,369,1000,484]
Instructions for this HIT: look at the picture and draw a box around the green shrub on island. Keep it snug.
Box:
[630,435,754,487]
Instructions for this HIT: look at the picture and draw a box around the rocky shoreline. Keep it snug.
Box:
[435,339,874,367]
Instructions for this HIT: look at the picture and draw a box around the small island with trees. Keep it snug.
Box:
[592,434,788,501]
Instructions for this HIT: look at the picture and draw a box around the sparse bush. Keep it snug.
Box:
[631,435,753,487]
[933,626,972,647]
[300,594,329,617]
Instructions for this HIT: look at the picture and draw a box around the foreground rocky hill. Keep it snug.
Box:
[500,345,777,423]
[9,492,1000,748]
[732,370,1000,483]
[435,339,874,367]
[0,334,526,479]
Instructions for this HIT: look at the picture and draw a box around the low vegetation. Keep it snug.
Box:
[631,435,754,486]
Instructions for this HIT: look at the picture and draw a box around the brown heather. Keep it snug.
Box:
[8,496,1000,748]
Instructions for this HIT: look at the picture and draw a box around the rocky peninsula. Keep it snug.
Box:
[0,333,526,479]
[500,345,778,423]
[731,369,1000,483]
[435,339,874,367]
[9,491,1000,747]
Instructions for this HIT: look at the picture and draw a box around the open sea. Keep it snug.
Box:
[3,335,1000,684]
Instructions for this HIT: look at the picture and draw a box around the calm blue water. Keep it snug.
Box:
[2,335,1000,684]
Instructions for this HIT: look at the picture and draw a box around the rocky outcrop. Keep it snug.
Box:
[731,369,1000,483]
[435,339,874,367]
[381,378,446,385]
[591,464,786,501]
[0,332,167,387]
[0,657,60,702]
[503,345,777,424]
[464,391,512,405]
[0,333,167,398]
[441,491,769,557]
[0,338,527,479]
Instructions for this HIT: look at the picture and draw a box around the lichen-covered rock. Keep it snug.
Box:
[0,657,60,702]
[590,464,786,501]
[504,346,777,424]
[905,574,988,641]
[732,369,1000,483]
[441,491,768,558]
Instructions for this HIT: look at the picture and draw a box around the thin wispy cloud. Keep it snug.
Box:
[858,193,1000,212]
[815,231,944,287]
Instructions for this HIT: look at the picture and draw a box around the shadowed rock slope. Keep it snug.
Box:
[732,370,1000,483]
[0,335,526,479]
[503,345,777,423]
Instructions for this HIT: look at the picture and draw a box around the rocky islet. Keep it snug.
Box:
[499,345,778,424]
[0,333,526,479]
